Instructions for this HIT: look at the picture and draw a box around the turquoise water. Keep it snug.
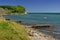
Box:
[4,13,60,24]
[4,13,60,39]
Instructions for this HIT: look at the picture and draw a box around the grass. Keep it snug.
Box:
[0,20,30,40]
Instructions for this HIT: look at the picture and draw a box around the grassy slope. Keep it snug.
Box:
[0,20,30,40]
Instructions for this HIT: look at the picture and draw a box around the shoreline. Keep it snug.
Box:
[3,17,58,40]
[24,25,55,40]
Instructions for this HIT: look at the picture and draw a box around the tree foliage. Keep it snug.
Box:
[0,5,26,14]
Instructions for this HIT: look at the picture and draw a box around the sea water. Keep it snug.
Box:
[4,13,60,39]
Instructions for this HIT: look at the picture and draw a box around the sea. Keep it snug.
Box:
[4,13,60,40]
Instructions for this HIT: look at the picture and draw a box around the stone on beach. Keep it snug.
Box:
[25,26,55,40]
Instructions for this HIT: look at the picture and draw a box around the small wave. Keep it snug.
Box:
[53,32,60,34]
[44,16,48,19]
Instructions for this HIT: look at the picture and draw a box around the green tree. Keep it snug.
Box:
[0,5,26,15]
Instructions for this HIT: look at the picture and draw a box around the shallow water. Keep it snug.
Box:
[4,13,60,39]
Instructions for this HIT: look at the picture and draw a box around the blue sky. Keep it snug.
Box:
[0,0,60,13]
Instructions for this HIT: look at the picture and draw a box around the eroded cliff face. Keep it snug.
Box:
[0,8,10,16]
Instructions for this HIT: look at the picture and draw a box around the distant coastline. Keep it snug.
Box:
[28,12,60,14]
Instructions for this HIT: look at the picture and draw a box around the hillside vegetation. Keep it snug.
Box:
[0,19,30,40]
[0,5,29,40]
[0,5,26,15]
